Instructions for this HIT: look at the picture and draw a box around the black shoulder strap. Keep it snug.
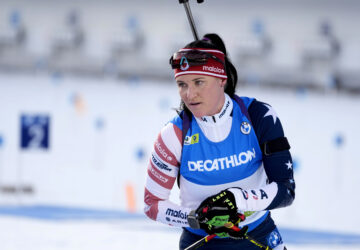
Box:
[177,110,192,187]
[181,110,191,146]
[232,94,252,125]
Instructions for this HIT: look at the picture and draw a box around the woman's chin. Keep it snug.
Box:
[187,106,203,118]
[191,111,206,118]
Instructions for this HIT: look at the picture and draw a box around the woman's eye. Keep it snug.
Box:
[177,82,186,88]
[195,80,203,85]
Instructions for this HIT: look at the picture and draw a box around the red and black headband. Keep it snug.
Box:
[170,48,227,79]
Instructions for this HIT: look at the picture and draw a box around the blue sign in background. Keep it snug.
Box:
[20,114,50,150]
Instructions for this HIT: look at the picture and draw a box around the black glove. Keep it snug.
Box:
[196,189,239,224]
[187,189,246,237]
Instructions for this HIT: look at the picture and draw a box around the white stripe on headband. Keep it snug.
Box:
[179,48,224,54]
[174,71,227,79]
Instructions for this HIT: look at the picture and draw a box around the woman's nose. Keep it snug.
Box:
[186,85,197,99]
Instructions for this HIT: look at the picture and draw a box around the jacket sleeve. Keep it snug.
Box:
[230,99,295,211]
[144,122,192,227]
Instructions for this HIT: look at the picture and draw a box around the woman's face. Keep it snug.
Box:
[176,74,226,118]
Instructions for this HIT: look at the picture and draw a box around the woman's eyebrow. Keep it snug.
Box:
[192,77,205,81]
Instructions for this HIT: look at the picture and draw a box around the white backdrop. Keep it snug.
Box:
[0,74,359,235]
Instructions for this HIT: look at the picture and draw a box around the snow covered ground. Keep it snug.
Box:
[1,206,360,250]
[1,215,360,250]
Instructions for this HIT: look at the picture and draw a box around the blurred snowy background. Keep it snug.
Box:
[0,0,359,249]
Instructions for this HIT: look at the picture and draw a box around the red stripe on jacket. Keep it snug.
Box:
[147,161,176,189]
[154,133,178,166]
[172,124,182,145]
[144,188,161,220]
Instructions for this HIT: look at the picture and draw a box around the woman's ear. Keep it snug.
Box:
[220,79,227,88]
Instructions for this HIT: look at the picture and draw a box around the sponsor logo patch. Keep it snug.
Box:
[202,65,225,74]
[166,208,188,220]
[219,100,230,118]
[149,167,168,183]
[184,133,199,145]
[180,57,189,70]
[267,229,283,248]
[187,148,256,172]
[240,121,251,134]
[151,154,172,172]
[155,141,173,161]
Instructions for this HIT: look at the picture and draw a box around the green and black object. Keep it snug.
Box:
[185,212,273,250]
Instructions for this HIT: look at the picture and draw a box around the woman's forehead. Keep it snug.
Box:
[176,74,216,82]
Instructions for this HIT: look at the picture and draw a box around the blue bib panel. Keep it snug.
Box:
[180,98,263,186]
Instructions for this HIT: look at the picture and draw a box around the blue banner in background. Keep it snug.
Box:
[20,114,50,150]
